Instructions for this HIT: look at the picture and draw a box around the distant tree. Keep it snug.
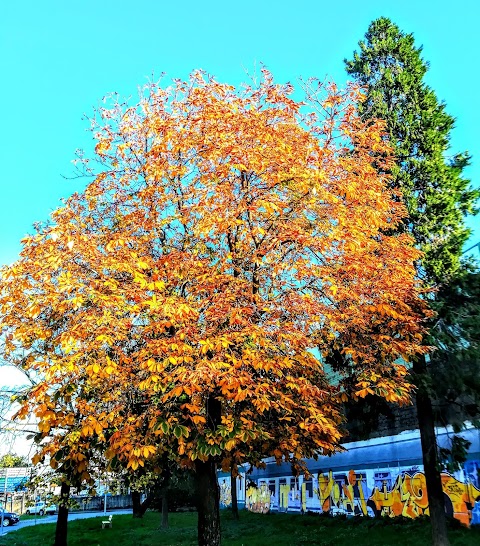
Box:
[0,453,28,468]
[13,373,105,546]
[346,17,480,546]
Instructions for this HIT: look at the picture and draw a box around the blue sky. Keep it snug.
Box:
[0,0,479,268]
[0,0,479,455]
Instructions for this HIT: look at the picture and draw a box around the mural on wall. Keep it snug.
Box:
[316,469,368,516]
[245,483,271,513]
[441,473,480,526]
[464,460,480,525]
[368,472,430,518]
[219,479,232,508]
[244,467,480,526]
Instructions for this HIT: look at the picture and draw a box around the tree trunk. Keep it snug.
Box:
[195,393,222,546]
[230,471,239,520]
[195,458,221,546]
[161,493,169,529]
[54,481,70,546]
[414,356,450,546]
[132,490,142,518]
[132,490,154,518]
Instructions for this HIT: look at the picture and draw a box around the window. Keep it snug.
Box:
[374,472,392,490]
[268,480,276,495]
[304,477,313,498]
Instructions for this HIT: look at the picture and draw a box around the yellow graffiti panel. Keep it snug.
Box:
[315,470,368,516]
[246,483,271,514]
[316,470,334,512]
[279,484,290,511]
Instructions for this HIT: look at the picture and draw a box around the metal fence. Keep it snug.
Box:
[72,494,132,512]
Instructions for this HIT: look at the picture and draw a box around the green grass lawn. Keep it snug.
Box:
[1,511,479,546]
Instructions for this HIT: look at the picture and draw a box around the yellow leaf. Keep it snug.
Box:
[225,439,236,451]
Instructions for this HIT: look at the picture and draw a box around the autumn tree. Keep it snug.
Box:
[346,18,480,546]
[9,350,109,546]
[0,71,428,546]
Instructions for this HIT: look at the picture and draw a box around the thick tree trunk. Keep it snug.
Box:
[230,471,239,520]
[414,357,450,546]
[54,481,70,546]
[159,467,172,529]
[132,490,142,518]
[195,458,221,546]
[161,494,169,529]
[195,393,222,546]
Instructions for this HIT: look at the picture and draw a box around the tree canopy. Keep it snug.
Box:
[345,17,478,285]
[0,71,428,545]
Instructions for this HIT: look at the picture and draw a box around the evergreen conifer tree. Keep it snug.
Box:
[346,17,479,546]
